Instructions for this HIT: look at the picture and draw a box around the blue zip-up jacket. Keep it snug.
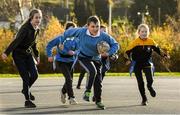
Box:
[46,35,79,62]
[63,27,119,60]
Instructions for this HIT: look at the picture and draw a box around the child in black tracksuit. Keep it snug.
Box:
[125,24,168,106]
[1,9,42,108]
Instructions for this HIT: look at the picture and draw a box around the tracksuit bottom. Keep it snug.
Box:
[12,51,38,101]
[78,57,102,103]
[134,63,154,101]
[56,61,75,99]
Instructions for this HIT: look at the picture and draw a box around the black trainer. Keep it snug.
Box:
[149,88,156,97]
[76,85,81,89]
[25,100,36,108]
[141,100,148,106]
[22,90,35,101]
[141,96,148,106]
[92,96,96,102]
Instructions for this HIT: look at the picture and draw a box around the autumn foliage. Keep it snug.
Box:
[0,16,179,73]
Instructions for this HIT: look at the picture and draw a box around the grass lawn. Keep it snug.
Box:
[0,72,179,78]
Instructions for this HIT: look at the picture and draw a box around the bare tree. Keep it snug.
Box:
[0,0,20,22]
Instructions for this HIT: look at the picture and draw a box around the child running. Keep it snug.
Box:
[63,16,119,109]
[125,24,169,106]
[46,21,79,105]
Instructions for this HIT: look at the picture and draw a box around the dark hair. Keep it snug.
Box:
[65,21,77,30]
[28,9,42,21]
[20,8,42,28]
[87,16,100,26]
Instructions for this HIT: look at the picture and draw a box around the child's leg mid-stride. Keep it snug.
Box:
[143,67,156,97]
[79,58,105,109]
[134,64,148,106]
[57,61,77,105]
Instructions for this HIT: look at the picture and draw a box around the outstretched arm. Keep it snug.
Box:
[46,35,62,62]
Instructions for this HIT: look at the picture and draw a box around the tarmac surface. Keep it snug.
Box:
[0,76,180,114]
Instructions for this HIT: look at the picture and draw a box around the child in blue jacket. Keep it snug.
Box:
[76,25,118,88]
[63,16,119,109]
[46,22,79,105]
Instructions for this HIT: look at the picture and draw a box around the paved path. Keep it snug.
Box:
[0,77,180,114]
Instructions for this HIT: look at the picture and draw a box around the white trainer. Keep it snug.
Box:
[69,98,78,105]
